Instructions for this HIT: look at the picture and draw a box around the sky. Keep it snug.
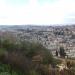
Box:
[0,0,75,25]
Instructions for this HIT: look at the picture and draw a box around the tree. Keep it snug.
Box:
[56,50,58,56]
[59,47,66,58]
[0,39,2,48]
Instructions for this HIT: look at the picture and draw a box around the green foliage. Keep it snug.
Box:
[59,47,66,58]
[0,39,53,59]
[0,48,6,61]
[42,50,53,64]
[29,70,39,75]
[0,48,5,56]
[0,63,24,75]
[0,39,56,75]
[56,50,58,56]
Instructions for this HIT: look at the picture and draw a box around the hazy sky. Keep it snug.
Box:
[0,0,75,25]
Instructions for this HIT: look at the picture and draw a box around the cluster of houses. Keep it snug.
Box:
[0,25,75,58]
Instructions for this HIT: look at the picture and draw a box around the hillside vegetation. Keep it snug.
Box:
[0,39,57,75]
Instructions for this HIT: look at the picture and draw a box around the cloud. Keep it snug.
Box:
[0,0,75,25]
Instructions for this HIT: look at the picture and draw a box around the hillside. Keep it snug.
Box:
[0,39,56,75]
